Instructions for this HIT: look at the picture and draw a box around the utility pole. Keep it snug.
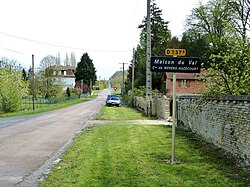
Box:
[146,0,152,116]
[89,79,92,95]
[131,48,135,101]
[119,63,127,101]
[32,54,35,110]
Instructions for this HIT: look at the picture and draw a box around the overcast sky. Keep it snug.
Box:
[0,0,207,80]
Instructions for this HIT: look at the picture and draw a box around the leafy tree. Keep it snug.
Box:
[110,70,128,92]
[166,36,182,49]
[180,29,210,67]
[0,59,28,112]
[184,0,234,68]
[75,53,97,87]
[185,0,250,96]
[206,32,250,96]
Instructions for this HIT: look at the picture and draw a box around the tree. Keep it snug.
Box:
[206,37,250,95]
[228,0,250,43]
[75,53,97,87]
[0,59,28,112]
[37,55,62,98]
[138,1,171,56]
[64,52,70,66]
[56,53,62,65]
[66,87,71,97]
[185,0,250,96]
[22,68,28,81]
[126,1,171,94]
[180,29,210,67]
[39,55,57,71]
[184,0,234,68]
[70,52,77,67]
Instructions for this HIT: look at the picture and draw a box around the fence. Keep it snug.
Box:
[0,96,79,113]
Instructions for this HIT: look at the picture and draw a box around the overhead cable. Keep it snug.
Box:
[0,31,131,53]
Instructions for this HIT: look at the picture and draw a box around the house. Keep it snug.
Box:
[51,65,76,91]
[165,69,206,116]
[165,69,206,96]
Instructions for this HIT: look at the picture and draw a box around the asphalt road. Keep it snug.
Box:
[0,90,107,187]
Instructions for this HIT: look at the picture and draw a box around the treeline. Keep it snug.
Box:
[125,0,250,96]
[0,52,97,112]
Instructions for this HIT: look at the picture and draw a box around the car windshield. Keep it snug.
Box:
[107,95,117,99]
[110,97,119,100]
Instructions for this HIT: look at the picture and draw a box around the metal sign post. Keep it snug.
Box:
[171,73,177,163]
[150,52,201,164]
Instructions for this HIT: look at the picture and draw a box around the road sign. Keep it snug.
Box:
[151,56,201,73]
[165,49,186,56]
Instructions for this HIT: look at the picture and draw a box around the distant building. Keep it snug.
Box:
[165,69,206,116]
[51,65,76,91]
[165,69,206,96]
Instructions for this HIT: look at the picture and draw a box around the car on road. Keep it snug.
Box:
[106,95,121,107]
[106,94,118,104]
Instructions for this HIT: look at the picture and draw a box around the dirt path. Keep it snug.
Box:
[0,91,107,187]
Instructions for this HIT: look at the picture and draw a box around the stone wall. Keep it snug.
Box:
[177,95,250,167]
[134,95,166,119]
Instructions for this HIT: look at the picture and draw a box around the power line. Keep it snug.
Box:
[0,31,131,53]
[0,46,29,56]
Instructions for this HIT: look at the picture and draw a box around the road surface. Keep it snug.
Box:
[0,90,107,187]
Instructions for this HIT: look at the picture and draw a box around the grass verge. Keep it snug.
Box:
[39,107,249,187]
[0,93,98,118]
[96,106,149,120]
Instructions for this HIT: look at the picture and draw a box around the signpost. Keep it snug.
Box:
[151,56,201,73]
[151,51,201,164]
[165,49,186,56]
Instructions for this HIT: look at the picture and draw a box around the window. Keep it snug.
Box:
[181,79,187,88]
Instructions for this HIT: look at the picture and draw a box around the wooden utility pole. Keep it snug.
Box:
[131,48,135,99]
[120,63,127,101]
[146,0,152,116]
[32,54,35,110]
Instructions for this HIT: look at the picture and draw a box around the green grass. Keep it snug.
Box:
[0,93,98,118]
[96,106,149,120]
[39,107,249,187]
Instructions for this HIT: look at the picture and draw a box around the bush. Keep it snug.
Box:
[66,87,71,97]
[0,68,27,112]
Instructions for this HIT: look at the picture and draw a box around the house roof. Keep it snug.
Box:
[51,65,76,71]
[166,69,206,80]
[51,65,76,77]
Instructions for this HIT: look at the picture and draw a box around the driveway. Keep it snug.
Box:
[0,90,107,187]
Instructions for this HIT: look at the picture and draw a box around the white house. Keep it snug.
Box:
[51,65,76,91]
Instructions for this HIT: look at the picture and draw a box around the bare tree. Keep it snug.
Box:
[70,52,77,67]
[64,52,70,66]
[228,0,250,42]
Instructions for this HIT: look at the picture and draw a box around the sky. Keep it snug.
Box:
[0,0,208,80]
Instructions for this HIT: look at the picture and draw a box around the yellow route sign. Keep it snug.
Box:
[165,49,186,56]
